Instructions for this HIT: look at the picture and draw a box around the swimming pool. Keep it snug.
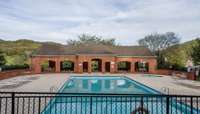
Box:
[42,76,198,114]
[59,76,160,94]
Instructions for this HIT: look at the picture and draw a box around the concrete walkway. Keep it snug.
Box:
[0,73,200,95]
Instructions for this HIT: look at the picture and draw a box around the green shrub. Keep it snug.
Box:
[0,50,6,66]
[171,64,187,72]
[1,64,29,71]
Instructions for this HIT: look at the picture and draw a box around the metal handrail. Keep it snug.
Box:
[161,87,170,94]
[49,85,58,92]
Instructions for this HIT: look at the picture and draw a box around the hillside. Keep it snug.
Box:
[0,39,41,55]
[0,39,42,65]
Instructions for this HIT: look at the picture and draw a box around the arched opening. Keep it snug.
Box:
[91,59,102,72]
[105,62,111,72]
[135,61,149,72]
[117,61,131,72]
[60,60,74,72]
[83,62,88,72]
[41,60,56,72]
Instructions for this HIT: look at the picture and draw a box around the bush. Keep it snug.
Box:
[172,66,187,72]
[158,62,187,72]
[0,50,6,66]
[1,64,29,71]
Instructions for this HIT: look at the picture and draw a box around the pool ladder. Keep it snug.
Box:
[161,87,170,94]
[50,86,58,92]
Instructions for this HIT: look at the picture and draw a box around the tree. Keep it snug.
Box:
[164,45,187,70]
[67,34,117,46]
[0,50,6,66]
[138,32,180,69]
[138,32,180,53]
[191,38,200,65]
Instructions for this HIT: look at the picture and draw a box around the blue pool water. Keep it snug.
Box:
[59,76,159,94]
[42,76,198,114]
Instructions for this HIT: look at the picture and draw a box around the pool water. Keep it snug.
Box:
[42,76,197,114]
[60,76,159,94]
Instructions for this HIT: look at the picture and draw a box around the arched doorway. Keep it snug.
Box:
[41,60,56,72]
[60,60,74,72]
[105,62,111,72]
[117,61,131,72]
[91,59,102,72]
[83,62,88,72]
[135,61,149,72]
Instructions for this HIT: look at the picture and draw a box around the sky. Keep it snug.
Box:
[0,0,200,45]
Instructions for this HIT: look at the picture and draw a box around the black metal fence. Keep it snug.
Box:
[0,92,199,114]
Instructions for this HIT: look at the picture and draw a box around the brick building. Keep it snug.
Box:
[31,43,157,73]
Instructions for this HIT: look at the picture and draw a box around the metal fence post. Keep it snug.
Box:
[166,96,169,114]
[11,92,15,114]
[141,96,144,114]
[38,97,41,114]
[90,96,92,114]
[191,97,193,114]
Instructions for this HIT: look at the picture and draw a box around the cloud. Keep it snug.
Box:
[0,0,200,45]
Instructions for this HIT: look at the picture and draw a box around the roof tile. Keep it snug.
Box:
[35,43,154,56]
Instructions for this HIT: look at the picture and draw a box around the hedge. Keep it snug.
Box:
[0,64,29,71]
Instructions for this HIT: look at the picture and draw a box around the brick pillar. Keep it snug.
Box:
[78,62,83,73]
[131,61,135,73]
[148,59,157,74]
[115,61,118,73]
[73,61,77,73]
[110,61,115,73]
[74,57,78,73]
[35,63,41,73]
[76,56,82,73]
[101,60,105,73]
[187,72,195,80]
[55,59,60,73]
[88,61,92,73]
[32,57,41,73]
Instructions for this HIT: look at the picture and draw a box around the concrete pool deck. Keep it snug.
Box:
[0,73,200,95]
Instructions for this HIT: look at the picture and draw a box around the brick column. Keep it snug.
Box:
[114,57,118,73]
[76,56,82,73]
[131,61,135,73]
[148,59,157,73]
[101,60,105,73]
[74,61,77,73]
[55,59,60,73]
[32,57,41,73]
[78,62,83,73]
[88,61,92,73]
[110,61,115,73]
[35,63,41,73]
[74,56,78,73]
